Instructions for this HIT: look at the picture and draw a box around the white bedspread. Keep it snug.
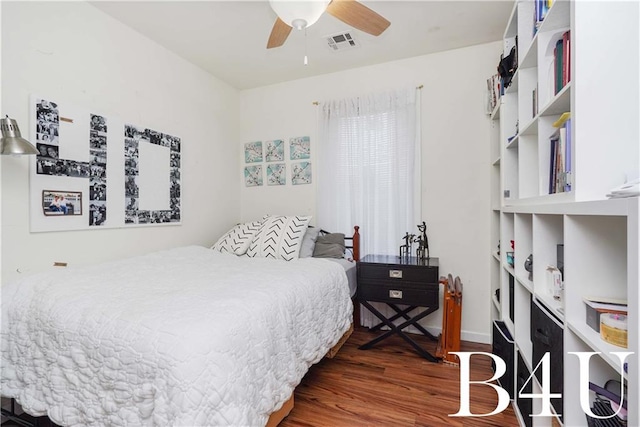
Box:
[1,246,352,426]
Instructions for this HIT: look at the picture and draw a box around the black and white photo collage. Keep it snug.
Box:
[89,114,108,227]
[35,99,91,178]
[123,125,181,225]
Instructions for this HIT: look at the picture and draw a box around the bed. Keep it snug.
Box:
[1,220,360,426]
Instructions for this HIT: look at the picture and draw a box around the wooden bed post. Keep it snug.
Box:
[352,226,360,262]
[352,225,361,328]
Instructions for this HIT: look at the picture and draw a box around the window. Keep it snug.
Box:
[317,88,421,257]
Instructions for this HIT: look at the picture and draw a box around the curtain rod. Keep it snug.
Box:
[312,85,423,105]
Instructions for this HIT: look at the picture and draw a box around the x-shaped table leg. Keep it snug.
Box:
[387,303,439,341]
[369,305,417,332]
[359,300,439,362]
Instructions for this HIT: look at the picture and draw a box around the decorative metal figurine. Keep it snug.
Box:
[399,232,415,259]
[399,222,430,261]
[415,221,430,260]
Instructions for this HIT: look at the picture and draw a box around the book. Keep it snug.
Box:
[536,0,549,23]
[541,0,549,21]
[583,297,627,333]
[553,45,558,94]
[553,112,571,128]
[562,31,571,86]
[549,135,558,193]
[558,126,567,192]
[551,113,571,193]
[555,39,564,94]
[583,296,627,311]
[564,118,572,192]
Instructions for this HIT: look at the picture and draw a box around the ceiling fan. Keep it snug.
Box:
[267,0,391,49]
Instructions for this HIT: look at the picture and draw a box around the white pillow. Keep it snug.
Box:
[247,215,312,261]
[299,226,321,258]
[212,219,264,255]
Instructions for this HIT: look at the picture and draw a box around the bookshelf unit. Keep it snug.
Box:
[490,1,639,426]
[490,100,502,323]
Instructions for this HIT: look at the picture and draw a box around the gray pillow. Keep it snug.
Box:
[313,233,346,258]
[299,227,321,258]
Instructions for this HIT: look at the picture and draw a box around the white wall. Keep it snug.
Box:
[1,0,501,342]
[240,42,502,342]
[1,2,240,284]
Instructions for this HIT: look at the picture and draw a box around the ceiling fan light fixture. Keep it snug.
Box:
[269,0,330,30]
[291,18,308,30]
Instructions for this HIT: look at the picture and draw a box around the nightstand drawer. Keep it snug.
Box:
[358,280,439,307]
[358,264,438,283]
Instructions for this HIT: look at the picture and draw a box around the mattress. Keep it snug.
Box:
[1,246,352,426]
[325,258,357,297]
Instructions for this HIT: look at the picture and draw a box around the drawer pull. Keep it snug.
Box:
[534,329,551,346]
[389,269,403,279]
[389,290,403,299]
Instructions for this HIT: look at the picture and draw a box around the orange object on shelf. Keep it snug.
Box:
[436,274,463,365]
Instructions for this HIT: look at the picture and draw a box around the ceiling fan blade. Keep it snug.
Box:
[326,0,390,36]
[267,17,292,49]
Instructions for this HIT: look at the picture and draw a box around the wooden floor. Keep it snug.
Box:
[281,327,519,427]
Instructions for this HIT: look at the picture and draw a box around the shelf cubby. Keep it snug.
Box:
[492,165,502,210]
[563,329,628,426]
[532,214,564,320]
[514,213,533,285]
[564,215,627,337]
[514,283,533,370]
[502,268,515,337]
[517,67,538,127]
[518,134,539,200]
[537,27,570,110]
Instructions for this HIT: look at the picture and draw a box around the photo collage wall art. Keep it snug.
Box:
[30,96,181,232]
[244,136,311,187]
[123,125,181,225]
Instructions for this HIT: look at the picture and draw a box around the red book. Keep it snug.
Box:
[562,31,571,85]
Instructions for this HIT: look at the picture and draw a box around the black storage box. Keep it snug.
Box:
[492,320,515,399]
[531,299,564,418]
[516,351,533,427]
[509,274,515,322]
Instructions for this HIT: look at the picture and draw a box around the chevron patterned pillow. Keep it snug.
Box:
[246,215,312,261]
[212,219,264,255]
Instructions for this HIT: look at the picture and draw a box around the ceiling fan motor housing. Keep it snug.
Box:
[269,0,331,29]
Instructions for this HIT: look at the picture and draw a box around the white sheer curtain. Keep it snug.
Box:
[317,88,421,326]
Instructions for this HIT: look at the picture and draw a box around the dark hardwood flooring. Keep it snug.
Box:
[281,327,519,427]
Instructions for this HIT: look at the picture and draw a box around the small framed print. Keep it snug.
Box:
[265,139,284,162]
[267,163,286,186]
[290,136,310,160]
[244,165,263,187]
[244,141,263,163]
[291,161,312,185]
[42,190,82,216]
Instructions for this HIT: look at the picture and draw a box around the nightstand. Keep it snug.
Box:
[357,254,440,361]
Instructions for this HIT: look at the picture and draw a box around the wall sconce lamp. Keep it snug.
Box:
[1,115,38,155]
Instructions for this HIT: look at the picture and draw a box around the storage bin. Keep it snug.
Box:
[531,299,563,417]
[509,274,515,322]
[516,351,533,427]
[492,320,515,399]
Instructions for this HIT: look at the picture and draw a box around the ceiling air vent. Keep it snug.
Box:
[326,32,359,51]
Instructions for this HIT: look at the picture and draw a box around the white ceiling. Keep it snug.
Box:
[91,0,513,90]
